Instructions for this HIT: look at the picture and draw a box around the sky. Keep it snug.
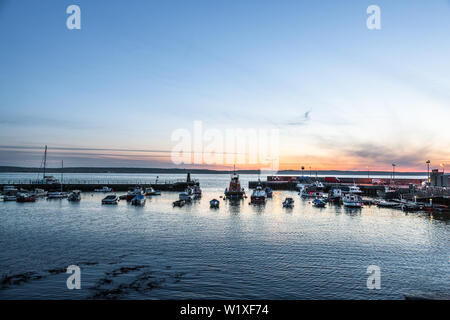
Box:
[0,0,449,171]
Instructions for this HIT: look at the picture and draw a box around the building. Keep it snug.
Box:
[430,169,450,187]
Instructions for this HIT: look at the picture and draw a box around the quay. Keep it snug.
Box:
[0,174,199,192]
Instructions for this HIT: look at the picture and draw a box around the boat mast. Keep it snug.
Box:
[61,160,63,192]
[43,145,47,179]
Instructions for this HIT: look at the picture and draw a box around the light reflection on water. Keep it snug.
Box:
[0,174,448,299]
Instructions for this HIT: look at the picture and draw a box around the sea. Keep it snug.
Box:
[0,173,448,300]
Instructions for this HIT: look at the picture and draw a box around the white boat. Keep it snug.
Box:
[68,190,81,202]
[102,194,119,205]
[296,183,309,194]
[179,187,195,201]
[329,188,343,202]
[47,192,68,199]
[376,200,401,208]
[126,187,144,201]
[94,186,113,192]
[314,181,325,190]
[32,188,47,197]
[250,184,266,204]
[4,195,17,201]
[3,186,18,195]
[348,184,363,194]
[131,194,146,206]
[301,191,328,199]
[342,193,363,208]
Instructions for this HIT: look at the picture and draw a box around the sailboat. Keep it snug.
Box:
[47,160,67,199]
[34,145,59,184]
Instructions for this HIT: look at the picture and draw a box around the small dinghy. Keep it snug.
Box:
[173,200,185,207]
[102,194,119,205]
[312,198,326,208]
[210,199,220,208]
[282,197,294,208]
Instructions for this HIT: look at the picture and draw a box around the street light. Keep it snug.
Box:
[366,166,370,179]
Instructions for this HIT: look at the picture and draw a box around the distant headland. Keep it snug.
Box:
[0,166,427,176]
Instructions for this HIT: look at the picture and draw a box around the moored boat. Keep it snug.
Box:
[145,187,161,196]
[342,193,363,208]
[376,200,401,208]
[173,200,185,207]
[68,190,81,202]
[16,193,36,203]
[328,188,343,203]
[193,186,202,199]
[312,198,326,208]
[94,186,113,192]
[179,187,195,201]
[210,199,220,208]
[126,187,144,201]
[131,194,146,206]
[102,194,119,205]
[264,187,273,198]
[250,184,266,205]
[224,171,245,200]
[282,197,294,208]
[47,192,68,199]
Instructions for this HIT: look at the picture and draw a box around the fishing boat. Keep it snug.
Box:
[173,200,185,207]
[224,170,245,200]
[210,199,220,208]
[102,194,119,205]
[282,197,294,208]
[179,187,195,201]
[312,198,326,208]
[250,184,266,205]
[131,194,146,206]
[301,191,328,200]
[342,193,363,208]
[145,187,161,196]
[16,193,36,203]
[68,190,81,202]
[265,187,273,198]
[94,186,113,192]
[328,188,343,203]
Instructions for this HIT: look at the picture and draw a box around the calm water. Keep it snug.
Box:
[0,173,448,300]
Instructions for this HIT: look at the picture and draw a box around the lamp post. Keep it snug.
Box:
[301,166,305,176]
[426,160,431,183]
[367,166,370,179]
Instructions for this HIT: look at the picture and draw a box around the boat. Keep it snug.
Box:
[328,188,343,203]
[401,202,424,212]
[348,184,363,194]
[32,189,47,197]
[265,187,273,198]
[68,190,81,202]
[173,200,185,207]
[193,186,202,199]
[102,194,119,205]
[47,192,68,199]
[94,186,113,192]
[145,187,161,196]
[16,193,36,203]
[313,181,325,190]
[131,194,146,206]
[376,200,401,208]
[210,199,220,208]
[377,185,400,200]
[312,198,326,208]
[4,195,17,201]
[33,146,59,184]
[179,187,195,201]
[282,197,294,208]
[342,193,363,208]
[250,184,266,205]
[301,191,328,200]
[224,170,245,200]
[126,187,144,201]
[3,186,18,193]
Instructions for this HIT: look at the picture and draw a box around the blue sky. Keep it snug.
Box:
[0,0,449,170]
